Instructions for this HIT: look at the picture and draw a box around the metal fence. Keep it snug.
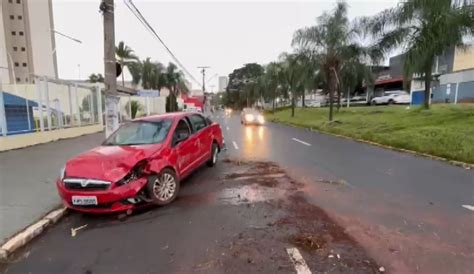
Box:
[0,76,102,136]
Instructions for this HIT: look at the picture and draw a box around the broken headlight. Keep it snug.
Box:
[116,161,147,186]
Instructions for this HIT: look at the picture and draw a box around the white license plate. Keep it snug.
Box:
[72,196,98,205]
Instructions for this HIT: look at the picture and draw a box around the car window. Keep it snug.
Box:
[103,120,172,146]
[173,119,191,143]
[188,114,207,132]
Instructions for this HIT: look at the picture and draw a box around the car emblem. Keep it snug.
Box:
[81,180,89,187]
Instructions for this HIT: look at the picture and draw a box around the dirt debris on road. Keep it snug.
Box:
[1,158,381,274]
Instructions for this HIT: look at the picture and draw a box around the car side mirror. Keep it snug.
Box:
[173,131,189,146]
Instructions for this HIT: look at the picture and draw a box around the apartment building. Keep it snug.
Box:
[0,0,57,84]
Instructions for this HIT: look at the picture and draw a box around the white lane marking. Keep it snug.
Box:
[462,205,474,211]
[286,247,312,274]
[232,141,239,150]
[226,126,229,131]
[292,138,311,146]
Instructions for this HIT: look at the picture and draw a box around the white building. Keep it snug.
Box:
[0,0,57,85]
[218,76,228,92]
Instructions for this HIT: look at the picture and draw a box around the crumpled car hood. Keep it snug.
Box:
[65,144,162,182]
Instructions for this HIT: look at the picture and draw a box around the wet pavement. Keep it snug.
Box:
[214,111,474,274]
[1,110,473,274]
[1,159,381,274]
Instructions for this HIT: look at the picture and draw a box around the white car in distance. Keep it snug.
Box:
[371,91,410,105]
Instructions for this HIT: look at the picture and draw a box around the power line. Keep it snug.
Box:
[123,0,201,86]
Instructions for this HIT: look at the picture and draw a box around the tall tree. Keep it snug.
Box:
[115,41,138,87]
[164,62,187,112]
[360,0,473,109]
[226,63,264,109]
[127,61,142,87]
[263,62,283,111]
[278,52,306,117]
[292,1,368,121]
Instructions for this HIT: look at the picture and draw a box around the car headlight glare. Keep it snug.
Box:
[245,114,255,121]
[257,115,265,124]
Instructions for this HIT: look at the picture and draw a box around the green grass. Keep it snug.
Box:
[266,105,474,164]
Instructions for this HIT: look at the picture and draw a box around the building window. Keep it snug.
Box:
[11,31,16,36]
[14,62,19,67]
[21,47,25,52]
[19,31,24,36]
[25,78,28,82]
[8,0,12,3]
[16,0,21,3]
[16,78,20,83]
[10,15,14,20]
[13,47,18,51]
[22,63,27,67]
[18,15,22,20]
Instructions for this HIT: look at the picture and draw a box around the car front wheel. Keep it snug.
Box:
[371,100,377,106]
[146,169,180,206]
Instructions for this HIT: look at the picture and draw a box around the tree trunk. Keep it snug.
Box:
[272,91,276,112]
[328,68,335,121]
[121,70,125,87]
[336,87,341,111]
[424,66,432,109]
[291,90,295,117]
[302,89,305,108]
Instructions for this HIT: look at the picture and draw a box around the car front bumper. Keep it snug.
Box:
[56,177,148,213]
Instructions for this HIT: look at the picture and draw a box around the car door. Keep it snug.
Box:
[187,114,213,165]
[172,118,199,176]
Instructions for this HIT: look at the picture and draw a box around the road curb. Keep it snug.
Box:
[270,119,474,170]
[0,207,67,261]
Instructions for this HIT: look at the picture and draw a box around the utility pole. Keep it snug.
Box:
[198,66,210,92]
[100,0,119,137]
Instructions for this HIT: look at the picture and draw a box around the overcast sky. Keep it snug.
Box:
[52,0,399,90]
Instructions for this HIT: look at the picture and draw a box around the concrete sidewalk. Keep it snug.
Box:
[0,133,104,244]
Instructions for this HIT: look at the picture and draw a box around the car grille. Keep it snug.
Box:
[63,178,111,191]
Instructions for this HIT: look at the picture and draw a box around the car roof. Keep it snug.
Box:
[134,112,197,122]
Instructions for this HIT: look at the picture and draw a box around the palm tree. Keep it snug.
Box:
[292,1,368,121]
[126,100,143,119]
[360,0,473,109]
[115,41,138,87]
[164,62,186,112]
[127,61,142,87]
[262,62,282,111]
[278,52,307,117]
[141,58,158,90]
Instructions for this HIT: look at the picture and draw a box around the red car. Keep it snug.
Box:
[56,112,224,213]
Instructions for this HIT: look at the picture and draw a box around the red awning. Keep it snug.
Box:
[374,76,404,85]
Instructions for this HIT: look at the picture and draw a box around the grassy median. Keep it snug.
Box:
[266,104,474,164]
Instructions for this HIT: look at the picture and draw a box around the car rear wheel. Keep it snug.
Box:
[146,169,180,206]
[207,143,219,167]
[388,99,394,105]
[371,100,377,106]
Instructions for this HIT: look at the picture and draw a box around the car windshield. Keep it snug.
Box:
[103,120,172,146]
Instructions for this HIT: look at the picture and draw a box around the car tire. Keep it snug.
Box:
[371,100,377,106]
[207,143,219,167]
[388,100,394,105]
[146,168,180,206]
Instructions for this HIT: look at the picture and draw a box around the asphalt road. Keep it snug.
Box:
[2,157,380,274]
[2,111,473,274]
[214,111,474,273]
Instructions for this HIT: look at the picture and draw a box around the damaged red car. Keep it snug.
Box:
[56,112,224,213]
